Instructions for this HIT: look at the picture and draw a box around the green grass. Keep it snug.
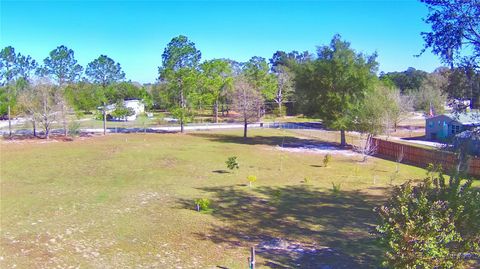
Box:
[0,129,428,268]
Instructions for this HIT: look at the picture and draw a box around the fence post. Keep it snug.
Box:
[250,246,255,269]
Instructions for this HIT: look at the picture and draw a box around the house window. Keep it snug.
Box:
[451,125,461,134]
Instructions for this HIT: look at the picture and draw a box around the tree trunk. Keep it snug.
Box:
[45,123,50,140]
[8,105,12,137]
[180,83,185,133]
[471,95,479,109]
[62,103,68,136]
[340,129,346,147]
[243,118,248,138]
[32,120,36,137]
[103,102,107,135]
[214,99,219,123]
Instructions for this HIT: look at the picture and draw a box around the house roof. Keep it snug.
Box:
[456,127,480,140]
[442,112,480,125]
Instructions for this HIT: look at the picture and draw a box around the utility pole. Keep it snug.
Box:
[8,104,12,137]
[103,102,107,135]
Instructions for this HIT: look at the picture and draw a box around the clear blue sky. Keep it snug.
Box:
[1,0,442,83]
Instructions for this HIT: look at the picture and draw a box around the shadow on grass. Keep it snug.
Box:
[178,185,388,268]
[212,170,230,174]
[189,132,351,150]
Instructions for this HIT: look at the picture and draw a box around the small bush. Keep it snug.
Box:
[247,175,257,187]
[68,121,81,137]
[94,110,103,120]
[273,106,286,117]
[331,182,342,196]
[194,198,211,212]
[389,170,399,185]
[323,154,332,167]
[272,190,282,203]
[226,156,239,171]
[303,177,310,184]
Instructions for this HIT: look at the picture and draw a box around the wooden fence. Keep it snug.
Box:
[371,138,480,178]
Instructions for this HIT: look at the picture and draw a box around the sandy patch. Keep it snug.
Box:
[276,143,360,156]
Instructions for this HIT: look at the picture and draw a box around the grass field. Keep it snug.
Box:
[0,129,428,268]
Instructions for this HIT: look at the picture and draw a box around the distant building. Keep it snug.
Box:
[425,112,480,141]
[124,99,145,115]
[99,99,145,121]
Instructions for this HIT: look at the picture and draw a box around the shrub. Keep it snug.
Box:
[389,171,399,185]
[247,175,257,187]
[273,106,286,117]
[323,154,332,167]
[331,182,342,196]
[194,198,211,212]
[68,121,81,137]
[272,189,282,203]
[94,110,103,120]
[375,170,480,268]
[226,156,239,171]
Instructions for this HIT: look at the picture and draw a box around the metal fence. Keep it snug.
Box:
[0,120,325,136]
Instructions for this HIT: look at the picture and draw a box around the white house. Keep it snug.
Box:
[124,99,145,115]
[99,99,145,121]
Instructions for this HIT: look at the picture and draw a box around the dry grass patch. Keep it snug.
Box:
[1,129,428,268]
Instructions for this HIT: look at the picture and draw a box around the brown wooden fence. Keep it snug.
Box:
[371,138,480,178]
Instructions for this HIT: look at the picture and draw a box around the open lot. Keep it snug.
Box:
[1,129,428,268]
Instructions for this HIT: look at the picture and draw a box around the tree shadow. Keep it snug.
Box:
[189,132,346,150]
[212,170,230,174]
[177,185,388,268]
[104,127,174,134]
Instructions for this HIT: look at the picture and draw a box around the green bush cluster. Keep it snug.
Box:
[331,182,342,196]
[225,156,239,171]
[375,167,479,268]
[194,198,211,212]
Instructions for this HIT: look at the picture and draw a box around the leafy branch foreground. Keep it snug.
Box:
[375,166,480,269]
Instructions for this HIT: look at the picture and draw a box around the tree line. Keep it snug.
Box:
[1,31,479,141]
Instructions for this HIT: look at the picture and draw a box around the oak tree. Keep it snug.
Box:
[294,35,378,146]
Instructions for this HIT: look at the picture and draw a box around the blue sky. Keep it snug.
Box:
[1,0,442,83]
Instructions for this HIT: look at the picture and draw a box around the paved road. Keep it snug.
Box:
[0,119,25,129]
[1,121,324,135]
